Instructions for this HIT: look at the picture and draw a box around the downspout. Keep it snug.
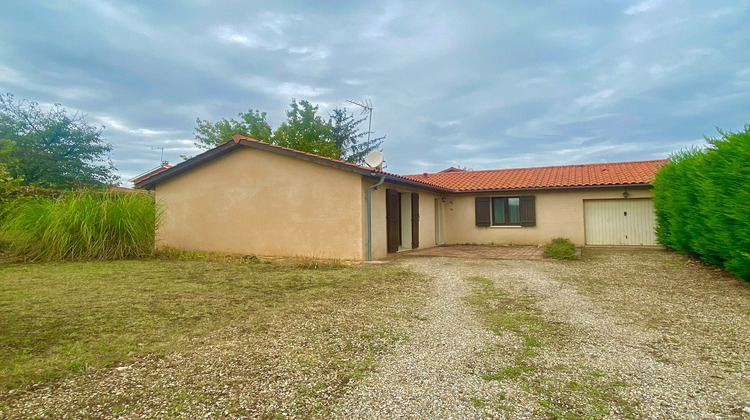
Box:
[366,174,386,261]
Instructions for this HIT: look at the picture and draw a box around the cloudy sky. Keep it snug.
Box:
[2,1,749,184]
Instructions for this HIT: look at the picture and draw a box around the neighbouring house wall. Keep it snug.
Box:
[156,147,364,260]
[367,182,441,260]
[443,187,653,246]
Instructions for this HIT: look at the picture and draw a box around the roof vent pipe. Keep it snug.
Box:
[366,174,386,261]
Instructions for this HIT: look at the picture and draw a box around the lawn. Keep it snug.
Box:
[0,256,427,418]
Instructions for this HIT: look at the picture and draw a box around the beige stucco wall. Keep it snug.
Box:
[155,147,365,260]
[367,182,440,259]
[443,187,653,246]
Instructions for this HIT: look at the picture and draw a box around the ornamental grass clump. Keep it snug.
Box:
[1,190,158,260]
[544,237,578,260]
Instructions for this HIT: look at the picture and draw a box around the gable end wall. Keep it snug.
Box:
[155,147,364,260]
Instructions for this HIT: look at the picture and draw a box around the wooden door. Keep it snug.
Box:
[386,189,400,253]
[411,193,420,249]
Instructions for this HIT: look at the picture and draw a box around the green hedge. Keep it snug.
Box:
[652,124,750,280]
[0,185,64,223]
[1,190,158,261]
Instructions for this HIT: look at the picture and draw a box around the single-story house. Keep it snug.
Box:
[135,135,667,260]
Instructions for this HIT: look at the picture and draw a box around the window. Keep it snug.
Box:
[492,197,521,225]
[475,195,536,227]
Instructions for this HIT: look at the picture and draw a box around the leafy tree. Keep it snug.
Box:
[273,99,340,159]
[0,138,17,184]
[193,99,386,163]
[194,109,272,151]
[0,93,117,189]
[329,107,385,164]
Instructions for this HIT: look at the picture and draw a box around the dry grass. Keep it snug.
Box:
[0,257,427,418]
[555,247,750,380]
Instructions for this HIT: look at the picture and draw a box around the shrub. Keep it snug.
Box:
[1,190,158,260]
[652,124,750,281]
[544,238,578,260]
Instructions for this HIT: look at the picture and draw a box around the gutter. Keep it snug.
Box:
[449,183,654,194]
[366,174,386,261]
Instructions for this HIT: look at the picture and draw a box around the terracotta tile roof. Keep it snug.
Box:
[402,159,668,191]
[130,162,173,185]
[134,134,667,193]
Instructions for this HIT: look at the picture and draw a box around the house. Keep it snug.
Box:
[134,135,667,260]
[130,161,173,186]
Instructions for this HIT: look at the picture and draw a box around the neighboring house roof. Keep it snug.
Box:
[109,186,150,194]
[131,162,173,185]
[438,167,467,173]
[133,135,667,193]
[402,159,668,192]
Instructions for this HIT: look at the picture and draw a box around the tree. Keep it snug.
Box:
[329,107,385,164]
[192,99,386,162]
[273,99,340,159]
[194,109,272,151]
[0,93,117,189]
[0,138,17,184]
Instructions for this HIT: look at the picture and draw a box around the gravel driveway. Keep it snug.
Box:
[2,248,748,419]
[336,248,750,419]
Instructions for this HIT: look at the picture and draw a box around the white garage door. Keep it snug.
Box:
[584,199,657,245]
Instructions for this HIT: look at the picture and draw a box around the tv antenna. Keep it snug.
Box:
[346,99,374,145]
[153,146,165,164]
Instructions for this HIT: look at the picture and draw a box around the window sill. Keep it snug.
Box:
[490,225,523,228]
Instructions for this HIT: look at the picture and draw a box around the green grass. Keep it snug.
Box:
[464,276,551,339]
[465,275,637,418]
[1,190,157,261]
[0,256,423,407]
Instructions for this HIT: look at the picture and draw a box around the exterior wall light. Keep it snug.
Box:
[623,191,629,199]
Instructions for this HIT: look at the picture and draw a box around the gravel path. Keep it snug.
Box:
[334,258,504,419]
[336,253,750,419]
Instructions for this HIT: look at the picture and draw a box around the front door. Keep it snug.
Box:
[386,190,420,253]
[411,193,420,249]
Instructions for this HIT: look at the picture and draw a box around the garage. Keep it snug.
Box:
[584,199,658,246]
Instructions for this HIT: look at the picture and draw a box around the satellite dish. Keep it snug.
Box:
[363,151,384,170]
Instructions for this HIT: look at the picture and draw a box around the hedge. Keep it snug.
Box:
[652,124,750,280]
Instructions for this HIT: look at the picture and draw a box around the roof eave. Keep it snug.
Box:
[135,141,240,189]
[234,138,375,178]
[448,182,654,194]
[362,173,449,194]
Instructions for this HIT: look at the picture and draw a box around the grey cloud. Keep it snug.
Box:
[1,0,748,184]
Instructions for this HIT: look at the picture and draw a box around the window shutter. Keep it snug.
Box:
[411,193,420,249]
[519,195,536,227]
[475,197,491,227]
[386,189,400,253]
